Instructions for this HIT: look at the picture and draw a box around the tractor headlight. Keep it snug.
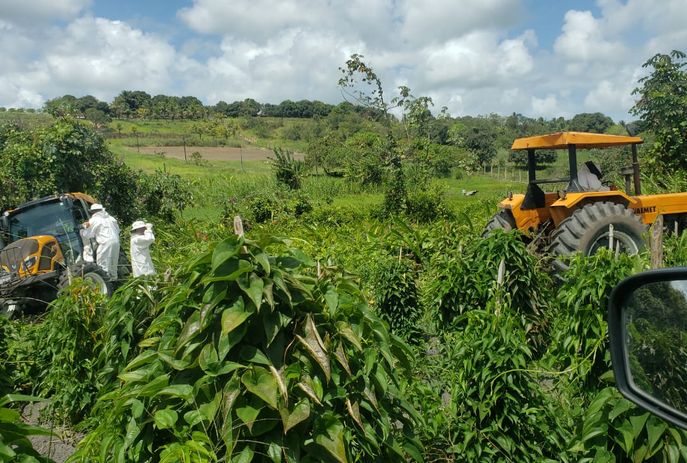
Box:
[507,191,513,200]
[23,256,37,272]
[557,190,567,200]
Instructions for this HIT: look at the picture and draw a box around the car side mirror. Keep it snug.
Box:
[609,268,687,429]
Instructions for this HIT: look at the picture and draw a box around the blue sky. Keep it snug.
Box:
[0,0,685,120]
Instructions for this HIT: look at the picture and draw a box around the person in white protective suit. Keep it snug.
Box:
[79,228,94,263]
[130,220,156,277]
[82,203,121,279]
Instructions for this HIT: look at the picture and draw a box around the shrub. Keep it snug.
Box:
[412,311,566,461]
[569,387,687,461]
[544,250,640,389]
[370,257,421,339]
[426,231,551,350]
[269,147,305,189]
[73,235,421,461]
[405,184,454,224]
[30,281,108,423]
[137,168,194,222]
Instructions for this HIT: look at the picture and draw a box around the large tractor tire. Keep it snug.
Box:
[482,210,517,236]
[549,202,646,272]
[59,263,113,297]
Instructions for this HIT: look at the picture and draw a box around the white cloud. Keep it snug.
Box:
[399,0,521,46]
[0,16,176,107]
[531,95,560,118]
[554,10,626,63]
[1,0,684,120]
[422,31,534,88]
[43,17,176,96]
[0,0,90,25]
[181,29,362,104]
[584,80,630,113]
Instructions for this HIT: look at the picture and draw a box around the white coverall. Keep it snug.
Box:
[130,225,156,277]
[79,228,94,263]
[85,210,121,279]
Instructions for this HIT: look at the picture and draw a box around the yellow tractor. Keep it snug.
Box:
[0,193,129,316]
[485,131,687,270]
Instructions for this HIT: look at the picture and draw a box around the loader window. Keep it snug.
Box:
[8,202,78,243]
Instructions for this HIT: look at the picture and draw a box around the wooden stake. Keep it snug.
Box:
[651,214,664,269]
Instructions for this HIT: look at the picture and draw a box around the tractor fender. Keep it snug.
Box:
[550,190,637,209]
[548,191,637,227]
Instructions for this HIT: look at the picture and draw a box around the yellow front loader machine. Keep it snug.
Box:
[0,193,129,316]
[484,132,687,270]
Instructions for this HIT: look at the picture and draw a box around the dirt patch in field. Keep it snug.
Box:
[23,402,82,463]
[138,145,303,162]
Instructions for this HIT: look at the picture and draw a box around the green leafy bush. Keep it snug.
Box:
[412,311,566,462]
[545,250,640,389]
[137,169,194,222]
[405,184,454,224]
[270,147,305,189]
[569,387,687,461]
[29,281,108,423]
[73,235,421,462]
[426,231,551,349]
[223,188,313,225]
[369,257,421,339]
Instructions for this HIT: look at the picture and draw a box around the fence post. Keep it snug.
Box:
[651,214,663,269]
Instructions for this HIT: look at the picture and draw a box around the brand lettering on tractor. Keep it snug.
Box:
[633,206,656,214]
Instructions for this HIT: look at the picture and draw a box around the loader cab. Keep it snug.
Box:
[2,194,94,266]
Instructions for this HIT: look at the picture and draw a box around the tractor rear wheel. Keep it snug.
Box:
[58,263,113,297]
[549,201,646,272]
[483,210,517,236]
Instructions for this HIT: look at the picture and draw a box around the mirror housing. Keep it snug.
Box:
[609,268,687,429]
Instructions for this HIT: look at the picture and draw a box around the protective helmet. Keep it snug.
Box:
[131,220,147,231]
[90,203,104,212]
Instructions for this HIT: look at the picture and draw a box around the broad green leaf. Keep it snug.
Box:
[175,311,202,354]
[239,272,264,311]
[296,381,322,406]
[212,237,242,270]
[199,343,219,373]
[281,400,311,434]
[608,398,633,421]
[221,297,253,336]
[254,252,271,274]
[232,446,254,463]
[315,420,348,463]
[154,409,178,429]
[646,417,668,454]
[236,405,262,432]
[219,322,248,359]
[267,441,282,463]
[158,384,194,401]
[242,367,279,409]
[240,346,272,366]
[324,287,339,315]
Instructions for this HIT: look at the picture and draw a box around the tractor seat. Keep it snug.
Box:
[575,161,610,192]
